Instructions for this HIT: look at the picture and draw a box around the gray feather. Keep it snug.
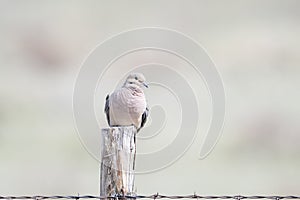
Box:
[104,94,110,126]
[138,107,149,132]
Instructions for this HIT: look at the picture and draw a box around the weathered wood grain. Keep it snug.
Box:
[100,126,136,198]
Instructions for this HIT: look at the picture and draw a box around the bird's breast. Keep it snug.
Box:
[109,88,146,127]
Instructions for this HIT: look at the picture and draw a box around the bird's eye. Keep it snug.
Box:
[135,76,138,80]
[129,82,133,84]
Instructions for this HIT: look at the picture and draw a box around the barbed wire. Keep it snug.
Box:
[1,194,300,200]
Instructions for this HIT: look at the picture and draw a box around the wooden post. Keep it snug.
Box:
[100,126,137,198]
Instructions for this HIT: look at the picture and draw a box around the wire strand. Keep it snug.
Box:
[1,195,300,200]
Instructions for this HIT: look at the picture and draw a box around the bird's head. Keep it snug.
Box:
[123,73,148,89]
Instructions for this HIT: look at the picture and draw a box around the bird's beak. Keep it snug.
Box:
[143,82,149,88]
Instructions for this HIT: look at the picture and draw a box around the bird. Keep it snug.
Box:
[104,73,149,132]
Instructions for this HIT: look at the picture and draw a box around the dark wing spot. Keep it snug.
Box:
[138,107,149,132]
[104,94,110,126]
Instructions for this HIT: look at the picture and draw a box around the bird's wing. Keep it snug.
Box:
[104,94,110,126]
[138,107,149,132]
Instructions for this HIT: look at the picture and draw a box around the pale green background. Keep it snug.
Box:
[0,0,299,195]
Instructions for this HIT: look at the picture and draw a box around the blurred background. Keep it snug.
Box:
[0,0,300,195]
